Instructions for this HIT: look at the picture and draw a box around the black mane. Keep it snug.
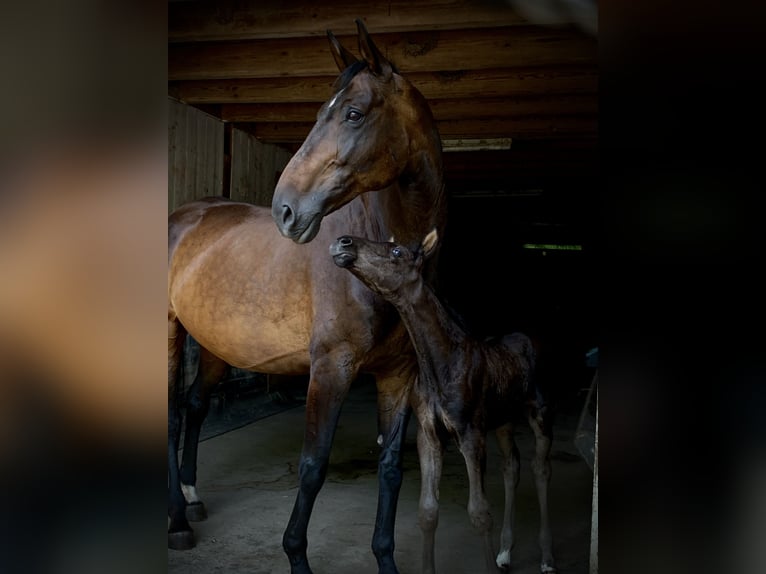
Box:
[333,60,367,92]
[332,58,401,93]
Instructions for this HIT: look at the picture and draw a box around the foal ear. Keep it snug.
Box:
[421,228,439,258]
[355,18,393,80]
[327,29,358,72]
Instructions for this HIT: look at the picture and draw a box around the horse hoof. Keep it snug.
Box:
[168,530,195,550]
[540,563,557,573]
[186,501,208,522]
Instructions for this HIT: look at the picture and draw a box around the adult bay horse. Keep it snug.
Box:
[168,19,447,574]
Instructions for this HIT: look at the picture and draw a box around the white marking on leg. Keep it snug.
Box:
[377,434,384,446]
[496,549,511,568]
[181,484,200,503]
[540,562,557,573]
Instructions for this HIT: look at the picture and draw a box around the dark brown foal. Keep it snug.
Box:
[330,230,556,574]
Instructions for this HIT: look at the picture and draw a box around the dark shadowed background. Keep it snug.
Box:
[0,1,764,574]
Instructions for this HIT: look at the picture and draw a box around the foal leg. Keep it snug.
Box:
[179,347,227,521]
[528,399,556,573]
[458,429,500,574]
[494,422,520,570]
[371,372,414,574]
[282,348,357,574]
[413,409,444,574]
[168,316,193,549]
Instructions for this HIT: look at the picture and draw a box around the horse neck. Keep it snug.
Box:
[362,131,446,268]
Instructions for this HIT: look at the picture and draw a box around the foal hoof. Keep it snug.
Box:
[168,529,195,551]
[496,550,511,570]
[540,563,557,573]
[186,501,208,522]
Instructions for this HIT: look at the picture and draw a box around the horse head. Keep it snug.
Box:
[272,19,440,244]
[329,230,439,299]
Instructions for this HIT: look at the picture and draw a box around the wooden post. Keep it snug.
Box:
[590,394,598,574]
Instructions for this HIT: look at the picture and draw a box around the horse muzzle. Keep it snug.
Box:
[272,198,323,244]
[329,236,358,267]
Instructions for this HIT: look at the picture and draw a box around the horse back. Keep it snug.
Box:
[482,332,536,397]
[169,197,249,260]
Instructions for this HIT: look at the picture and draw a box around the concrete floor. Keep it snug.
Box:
[168,377,595,574]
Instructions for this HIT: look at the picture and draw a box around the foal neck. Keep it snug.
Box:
[393,281,467,393]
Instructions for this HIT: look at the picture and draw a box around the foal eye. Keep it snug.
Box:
[392,247,402,258]
[346,109,364,123]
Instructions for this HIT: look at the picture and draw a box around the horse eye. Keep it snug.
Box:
[392,247,402,258]
[346,109,364,123]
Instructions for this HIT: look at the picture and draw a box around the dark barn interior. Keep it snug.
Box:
[168,2,598,572]
[168,0,599,401]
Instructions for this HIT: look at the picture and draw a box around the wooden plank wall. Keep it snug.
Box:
[229,127,292,207]
[168,97,225,212]
[169,97,293,211]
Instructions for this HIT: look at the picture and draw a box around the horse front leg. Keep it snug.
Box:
[458,429,501,574]
[282,352,355,574]
[178,346,227,522]
[371,372,414,574]
[527,400,557,573]
[494,422,520,570]
[413,404,444,574]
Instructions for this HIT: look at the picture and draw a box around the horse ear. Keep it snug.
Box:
[355,18,392,80]
[327,29,358,72]
[421,228,439,258]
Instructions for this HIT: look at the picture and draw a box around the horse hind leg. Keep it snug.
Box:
[527,399,556,573]
[494,422,520,570]
[168,315,193,549]
[179,344,227,522]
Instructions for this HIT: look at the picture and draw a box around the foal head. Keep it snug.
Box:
[272,19,440,244]
[329,229,439,301]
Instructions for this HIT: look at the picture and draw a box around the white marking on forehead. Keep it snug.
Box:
[328,87,346,110]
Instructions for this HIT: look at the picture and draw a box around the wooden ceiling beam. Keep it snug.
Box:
[221,102,322,123]
[169,27,597,81]
[169,0,535,42]
[444,146,598,165]
[445,153,597,175]
[248,116,597,143]
[219,94,597,123]
[168,3,599,196]
[429,94,597,120]
[171,65,598,104]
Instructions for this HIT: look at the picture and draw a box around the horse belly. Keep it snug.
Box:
[169,210,314,374]
[182,309,312,374]
[172,265,313,372]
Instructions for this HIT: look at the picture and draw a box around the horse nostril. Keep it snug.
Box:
[280,204,294,226]
[339,236,352,246]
